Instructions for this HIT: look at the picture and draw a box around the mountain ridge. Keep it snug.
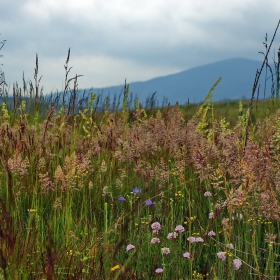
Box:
[79,57,274,105]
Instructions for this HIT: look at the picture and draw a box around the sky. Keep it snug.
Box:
[1,0,280,94]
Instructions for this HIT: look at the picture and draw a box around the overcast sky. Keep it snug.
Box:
[1,0,280,94]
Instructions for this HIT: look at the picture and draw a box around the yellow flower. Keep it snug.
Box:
[111,265,120,272]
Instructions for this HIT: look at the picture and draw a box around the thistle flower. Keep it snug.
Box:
[233,258,242,270]
[126,244,135,252]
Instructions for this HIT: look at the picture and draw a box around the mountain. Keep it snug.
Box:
[79,58,275,106]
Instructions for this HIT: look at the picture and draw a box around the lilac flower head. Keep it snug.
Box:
[126,244,135,252]
[151,237,160,244]
[132,187,140,194]
[175,225,185,233]
[204,191,212,197]
[118,196,125,202]
[183,252,191,259]
[195,237,204,243]
[145,199,153,206]
[208,230,216,237]
[155,268,164,274]
[151,222,161,230]
[161,247,170,254]
[217,252,226,261]
[225,243,234,249]
[167,232,178,239]
[187,236,196,243]
[233,258,242,270]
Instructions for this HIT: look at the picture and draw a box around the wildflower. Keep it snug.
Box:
[187,236,196,243]
[118,196,125,202]
[110,264,120,271]
[155,268,164,274]
[209,212,214,219]
[208,230,216,237]
[167,232,178,239]
[204,191,212,197]
[146,199,153,206]
[233,259,242,270]
[151,237,160,244]
[153,230,159,235]
[161,247,170,254]
[183,252,191,259]
[225,243,234,249]
[126,244,135,252]
[195,237,204,243]
[175,225,185,233]
[217,252,226,261]
[151,222,161,230]
[132,187,140,194]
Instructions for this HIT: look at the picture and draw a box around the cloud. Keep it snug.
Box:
[1,0,280,93]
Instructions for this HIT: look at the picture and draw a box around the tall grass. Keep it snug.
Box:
[1,23,280,279]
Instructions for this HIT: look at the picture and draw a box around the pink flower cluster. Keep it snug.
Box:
[151,222,161,235]
[126,244,135,252]
[217,251,226,261]
[233,258,242,270]
[187,236,204,243]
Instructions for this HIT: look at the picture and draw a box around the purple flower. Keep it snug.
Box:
[126,244,135,252]
[118,196,125,202]
[151,237,160,244]
[217,252,226,261]
[161,247,170,254]
[233,259,242,270]
[155,268,163,274]
[175,225,185,233]
[208,230,216,237]
[145,199,153,206]
[151,222,161,230]
[132,187,140,194]
[183,252,191,259]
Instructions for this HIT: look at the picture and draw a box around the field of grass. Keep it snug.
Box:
[0,80,280,280]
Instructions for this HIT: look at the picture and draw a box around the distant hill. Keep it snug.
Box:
[75,58,276,106]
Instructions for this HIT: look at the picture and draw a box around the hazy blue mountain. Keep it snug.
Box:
[79,58,276,106]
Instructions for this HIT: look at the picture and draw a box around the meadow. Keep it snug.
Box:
[0,75,280,280]
[1,29,280,279]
